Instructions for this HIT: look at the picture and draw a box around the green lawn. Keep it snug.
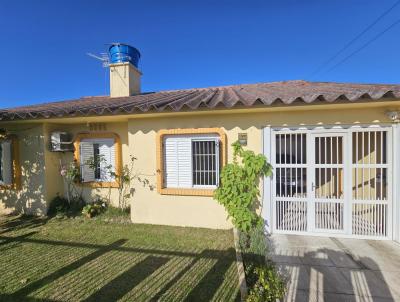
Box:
[0,215,240,302]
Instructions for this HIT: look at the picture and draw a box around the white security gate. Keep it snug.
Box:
[311,133,346,234]
[270,127,392,239]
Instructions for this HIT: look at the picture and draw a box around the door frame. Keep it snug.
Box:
[262,124,394,240]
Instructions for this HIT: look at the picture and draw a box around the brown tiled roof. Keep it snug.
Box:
[1,80,400,121]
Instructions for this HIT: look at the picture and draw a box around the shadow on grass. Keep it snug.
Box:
[0,215,49,235]
[0,228,240,301]
[84,256,169,302]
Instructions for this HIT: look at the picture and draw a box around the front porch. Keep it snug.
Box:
[271,234,400,301]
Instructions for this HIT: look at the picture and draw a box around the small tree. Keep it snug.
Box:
[111,155,154,210]
[214,141,272,233]
[86,154,154,210]
[60,160,83,204]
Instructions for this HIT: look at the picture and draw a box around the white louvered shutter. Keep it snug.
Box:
[164,136,192,188]
[164,137,178,187]
[98,139,115,181]
[80,141,95,182]
[1,141,13,185]
[177,138,192,187]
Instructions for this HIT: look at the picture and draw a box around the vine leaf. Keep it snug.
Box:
[214,141,272,233]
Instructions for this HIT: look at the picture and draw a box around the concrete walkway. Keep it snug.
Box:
[270,234,400,302]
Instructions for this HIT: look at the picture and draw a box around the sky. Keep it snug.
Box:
[0,0,399,108]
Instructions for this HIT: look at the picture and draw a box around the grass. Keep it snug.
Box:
[95,206,131,224]
[0,215,240,302]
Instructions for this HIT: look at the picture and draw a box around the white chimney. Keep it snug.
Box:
[108,43,142,97]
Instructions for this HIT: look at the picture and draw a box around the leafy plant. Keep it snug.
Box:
[109,155,136,210]
[240,225,267,264]
[86,154,154,210]
[246,263,286,302]
[239,225,286,302]
[82,199,107,218]
[214,141,272,233]
[48,194,85,217]
[48,195,69,216]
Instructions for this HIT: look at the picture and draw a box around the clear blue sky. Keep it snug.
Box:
[0,0,399,108]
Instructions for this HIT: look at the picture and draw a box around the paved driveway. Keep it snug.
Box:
[270,234,400,301]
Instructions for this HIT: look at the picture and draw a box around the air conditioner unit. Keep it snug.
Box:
[50,132,73,152]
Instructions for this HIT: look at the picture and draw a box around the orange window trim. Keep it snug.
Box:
[156,128,227,196]
[0,135,21,191]
[74,132,122,188]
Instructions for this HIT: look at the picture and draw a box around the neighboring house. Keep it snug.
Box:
[1,44,400,242]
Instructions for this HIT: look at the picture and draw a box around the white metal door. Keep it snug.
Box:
[310,133,347,234]
[273,132,308,232]
[271,127,392,239]
[351,130,391,238]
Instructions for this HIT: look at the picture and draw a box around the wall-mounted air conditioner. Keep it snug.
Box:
[50,132,73,152]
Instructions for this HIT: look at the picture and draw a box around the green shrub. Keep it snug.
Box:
[240,225,267,258]
[246,264,286,302]
[48,195,85,217]
[239,226,267,288]
[82,199,107,218]
[47,195,69,216]
[239,226,286,302]
[214,141,272,233]
[69,197,85,214]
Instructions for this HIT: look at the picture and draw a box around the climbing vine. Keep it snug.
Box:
[214,141,272,233]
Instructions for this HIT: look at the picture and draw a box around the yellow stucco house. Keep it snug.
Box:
[1,44,400,243]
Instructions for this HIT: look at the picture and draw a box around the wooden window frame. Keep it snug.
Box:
[0,135,21,190]
[156,128,227,196]
[74,132,122,188]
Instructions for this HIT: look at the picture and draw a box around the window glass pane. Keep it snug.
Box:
[81,138,115,182]
[0,141,12,185]
[93,143,101,180]
[192,140,218,186]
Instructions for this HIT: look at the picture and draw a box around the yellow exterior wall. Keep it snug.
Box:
[0,124,47,215]
[43,124,66,203]
[128,116,261,229]
[128,106,395,229]
[1,102,398,227]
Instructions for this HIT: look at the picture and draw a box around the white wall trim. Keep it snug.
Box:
[262,127,273,233]
[393,124,400,243]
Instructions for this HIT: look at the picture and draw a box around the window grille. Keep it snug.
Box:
[192,140,219,186]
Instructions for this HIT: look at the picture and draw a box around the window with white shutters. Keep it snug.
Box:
[80,138,116,183]
[163,135,220,189]
[0,140,13,186]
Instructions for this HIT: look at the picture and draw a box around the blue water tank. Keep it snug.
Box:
[109,43,141,68]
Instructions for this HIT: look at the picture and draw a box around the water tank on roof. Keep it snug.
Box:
[109,43,141,68]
